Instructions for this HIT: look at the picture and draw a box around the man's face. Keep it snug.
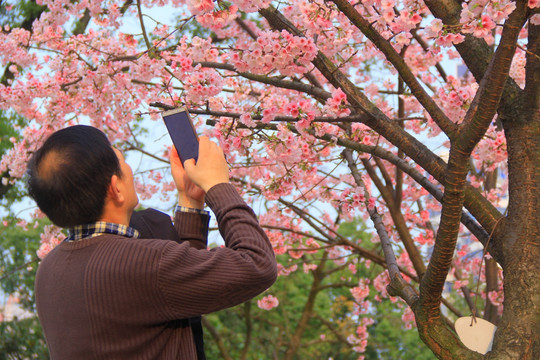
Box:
[113,148,139,211]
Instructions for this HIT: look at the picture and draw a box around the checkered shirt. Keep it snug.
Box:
[66,222,140,242]
[66,207,208,242]
[175,206,209,215]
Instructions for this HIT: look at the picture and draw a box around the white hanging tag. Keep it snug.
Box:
[455,316,497,354]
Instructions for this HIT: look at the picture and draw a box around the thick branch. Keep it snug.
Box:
[394,78,405,209]
[423,0,524,126]
[330,0,458,139]
[523,21,540,117]
[489,21,540,359]
[362,158,427,278]
[195,61,331,102]
[234,17,258,39]
[420,1,528,311]
[483,258,501,324]
[458,1,529,151]
[258,5,503,244]
[343,149,418,306]
[373,157,395,195]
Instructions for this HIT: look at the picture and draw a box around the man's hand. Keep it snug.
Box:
[170,147,206,209]
[183,137,230,193]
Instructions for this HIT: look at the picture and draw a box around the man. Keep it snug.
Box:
[27,125,277,359]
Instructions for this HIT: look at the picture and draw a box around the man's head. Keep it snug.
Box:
[27,125,137,228]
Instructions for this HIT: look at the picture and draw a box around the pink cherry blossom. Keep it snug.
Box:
[257,295,279,310]
[37,225,66,259]
[351,279,370,303]
[187,0,215,15]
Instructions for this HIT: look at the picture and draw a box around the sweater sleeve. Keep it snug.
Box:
[157,183,278,320]
[173,207,210,249]
[130,208,210,249]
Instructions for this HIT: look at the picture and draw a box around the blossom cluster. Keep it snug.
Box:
[434,75,478,123]
[351,279,370,304]
[230,0,272,13]
[459,0,517,43]
[472,125,507,172]
[229,30,318,76]
[257,294,279,310]
[322,88,351,118]
[181,67,224,103]
[281,1,356,60]
[186,0,273,15]
[196,6,238,32]
[347,318,374,354]
[37,225,66,259]
[185,0,215,15]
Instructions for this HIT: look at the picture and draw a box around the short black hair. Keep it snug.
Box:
[27,125,121,228]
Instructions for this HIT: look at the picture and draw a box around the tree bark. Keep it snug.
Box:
[492,20,540,357]
[362,158,427,278]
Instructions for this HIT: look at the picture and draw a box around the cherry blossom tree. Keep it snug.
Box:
[1,0,539,359]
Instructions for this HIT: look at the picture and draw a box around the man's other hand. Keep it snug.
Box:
[170,147,206,209]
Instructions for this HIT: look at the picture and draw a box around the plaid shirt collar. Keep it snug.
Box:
[66,221,140,242]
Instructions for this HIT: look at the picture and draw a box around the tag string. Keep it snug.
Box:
[470,209,506,326]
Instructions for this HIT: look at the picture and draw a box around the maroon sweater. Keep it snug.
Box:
[35,184,277,359]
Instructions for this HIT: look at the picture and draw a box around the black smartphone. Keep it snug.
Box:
[161,108,199,163]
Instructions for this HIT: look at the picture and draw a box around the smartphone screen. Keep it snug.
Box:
[161,108,199,163]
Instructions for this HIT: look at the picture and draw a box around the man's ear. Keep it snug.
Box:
[108,174,125,204]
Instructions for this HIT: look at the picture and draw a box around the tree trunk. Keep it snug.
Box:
[492,19,540,356]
